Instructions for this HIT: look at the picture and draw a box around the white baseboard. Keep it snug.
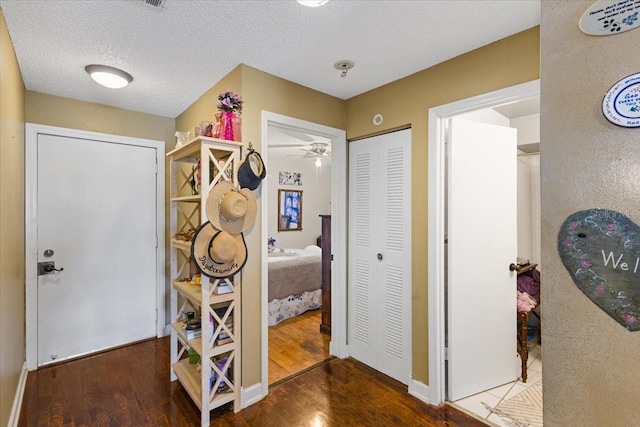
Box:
[241,382,264,408]
[408,377,432,405]
[8,362,28,427]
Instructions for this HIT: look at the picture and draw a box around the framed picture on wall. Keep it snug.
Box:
[278,189,303,231]
[279,171,302,186]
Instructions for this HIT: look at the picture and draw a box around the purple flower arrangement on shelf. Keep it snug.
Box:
[217,91,243,113]
[215,91,243,141]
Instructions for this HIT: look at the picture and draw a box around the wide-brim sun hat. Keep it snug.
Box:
[206,181,257,234]
[238,148,266,191]
[191,222,247,279]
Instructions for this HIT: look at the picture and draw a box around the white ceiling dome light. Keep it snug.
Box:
[297,0,329,7]
[85,64,133,89]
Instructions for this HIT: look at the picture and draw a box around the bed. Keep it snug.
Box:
[268,245,322,326]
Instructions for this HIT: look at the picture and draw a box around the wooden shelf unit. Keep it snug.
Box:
[168,137,243,426]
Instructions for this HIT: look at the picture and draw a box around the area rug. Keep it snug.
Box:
[488,380,543,427]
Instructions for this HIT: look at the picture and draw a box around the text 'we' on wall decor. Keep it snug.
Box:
[558,209,640,331]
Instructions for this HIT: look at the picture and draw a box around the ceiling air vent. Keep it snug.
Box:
[142,0,166,10]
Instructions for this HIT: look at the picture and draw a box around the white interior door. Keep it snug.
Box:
[348,129,411,384]
[447,117,518,401]
[36,133,158,366]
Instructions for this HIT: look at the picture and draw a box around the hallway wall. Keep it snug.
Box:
[541,1,640,424]
[0,10,26,426]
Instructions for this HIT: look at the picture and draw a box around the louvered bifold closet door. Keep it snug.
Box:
[348,129,411,385]
[348,141,376,370]
[377,132,411,383]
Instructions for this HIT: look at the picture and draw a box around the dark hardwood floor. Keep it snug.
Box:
[19,337,487,427]
[268,308,330,385]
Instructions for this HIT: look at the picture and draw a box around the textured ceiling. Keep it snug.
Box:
[0,0,540,118]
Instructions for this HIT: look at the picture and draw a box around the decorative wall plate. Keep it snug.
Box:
[579,0,640,35]
[558,209,640,331]
[602,72,640,128]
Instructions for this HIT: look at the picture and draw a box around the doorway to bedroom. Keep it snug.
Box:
[260,112,347,391]
[266,125,332,384]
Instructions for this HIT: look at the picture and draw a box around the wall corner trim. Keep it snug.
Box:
[8,362,28,427]
[408,377,432,404]
[241,382,264,408]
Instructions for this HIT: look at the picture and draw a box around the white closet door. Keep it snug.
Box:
[447,117,518,401]
[348,142,376,368]
[348,129,411,385]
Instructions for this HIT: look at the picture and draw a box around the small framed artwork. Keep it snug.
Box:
[279,171,302,186]
[278,189,303,231]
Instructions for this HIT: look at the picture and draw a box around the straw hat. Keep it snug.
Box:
[206,181,257,234]
[191,222,247,279]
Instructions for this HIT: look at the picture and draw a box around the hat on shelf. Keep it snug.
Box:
[191,222,247,279]
[238,147,266,191]
[206,180,257,234]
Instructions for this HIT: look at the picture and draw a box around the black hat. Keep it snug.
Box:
[238,148,266,191]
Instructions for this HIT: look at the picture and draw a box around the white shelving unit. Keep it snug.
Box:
[167,136,243,426]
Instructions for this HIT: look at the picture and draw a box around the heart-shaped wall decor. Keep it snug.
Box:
[558,209,640,331]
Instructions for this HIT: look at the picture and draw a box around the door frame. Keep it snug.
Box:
[25,123,166,371]
[427,80,540,404]
[259,112,348,399]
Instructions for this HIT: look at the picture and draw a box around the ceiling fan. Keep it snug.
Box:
[283,141,331,166]
[299,142,331,158]
[283,141,331,158]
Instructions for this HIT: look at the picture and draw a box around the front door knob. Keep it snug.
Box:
[38,261,64,276]
[377,253,383,261]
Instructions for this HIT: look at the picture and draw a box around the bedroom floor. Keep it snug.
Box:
[268,308,331,384]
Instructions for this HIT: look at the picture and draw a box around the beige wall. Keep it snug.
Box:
[26,92,175,142]
[541,2,639,425]
[176,64,345,385]
[0,10,26,426]
[25,92,177,323]
[345,27,540,383]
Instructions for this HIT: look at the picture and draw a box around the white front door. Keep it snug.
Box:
[348,129,411,384]
[34,131,159,366]
[447,117,519,401]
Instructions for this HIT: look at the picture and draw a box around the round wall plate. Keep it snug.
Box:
[372,113,383,126]
[602,72,640,127]
[579,0,640,36]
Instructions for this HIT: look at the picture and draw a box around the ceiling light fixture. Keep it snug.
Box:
[85,64,133,89]
[334,60,354,78]
[297,0,329,7]
[315,158,322,167]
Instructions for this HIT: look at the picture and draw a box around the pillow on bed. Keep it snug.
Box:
[304,244,322,254]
